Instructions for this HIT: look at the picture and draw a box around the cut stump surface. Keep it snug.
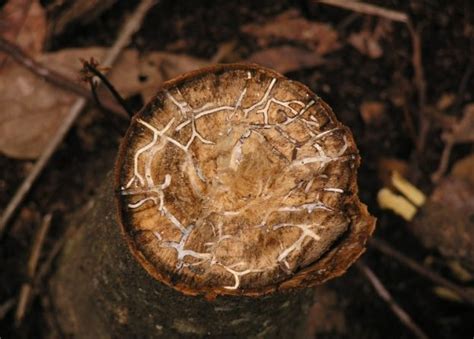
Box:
[115,64,375,296]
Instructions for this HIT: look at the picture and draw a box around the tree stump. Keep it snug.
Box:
[50,64,375,338]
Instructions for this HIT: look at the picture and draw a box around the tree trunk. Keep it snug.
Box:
[50,175,315,338]
[49,64,375,338]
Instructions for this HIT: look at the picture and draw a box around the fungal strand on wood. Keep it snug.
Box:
[115,64,376,296]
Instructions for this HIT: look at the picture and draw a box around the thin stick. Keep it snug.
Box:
[356,262,430,339]
[0,298,16,320]
[83,61,133,117]
[35,213,83,284]
[0,0,158,237]
[432,54,473,181]
[431,137,454,183]
[408,24,429,154]
[0,37,127,119]
[14,213,52,326]
[315,0,409,23]
[370,238,474,305]
[454,59,473,111]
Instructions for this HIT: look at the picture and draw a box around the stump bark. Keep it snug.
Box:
[50,64,375,338]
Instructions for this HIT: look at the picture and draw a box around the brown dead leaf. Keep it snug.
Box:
[436,92,456,111]
[360,101,385,125]
[348,31,383,59]
[451,154,474,185]
[0,0,46,60]
[246,46,324,74]
[0,47,207,159]
[348,19,392,59]
[241,9,340,56]
[450,103,474,143]
[412,167,474,270]
[0,63,75,159]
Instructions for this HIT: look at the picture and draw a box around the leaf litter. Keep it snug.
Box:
[0,47,207,159]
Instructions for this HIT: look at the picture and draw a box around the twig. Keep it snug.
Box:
[82,60,133,117]
[356,262,430,339]
[454,35,474,111]
[370,238,474,305]
[14,213,52,326]
[431,136,454,183]
[336,12,360,31]
[35,215,82,284]
[0,0,158,237]
[0,37,127,119]
[454,58,473,111]
[432,44,473,182]
[315,0,409,23]
[0,298,16,320]
[407,23,429,154]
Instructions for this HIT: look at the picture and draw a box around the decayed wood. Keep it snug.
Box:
[50,176,315,338]
[51,64,375,337]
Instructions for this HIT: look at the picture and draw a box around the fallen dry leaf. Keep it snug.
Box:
[241,9,340,56]
[436,92,456,111]
[449,103,474,144]
[348,19,392,59]
[246,45,324,74]
[348,31,383,59]
[451,153,474,184]
[412,156,474,271]
[360,101,385,125]
[0,47,207,159]
[0,0,46,61]
[0,64,75,159]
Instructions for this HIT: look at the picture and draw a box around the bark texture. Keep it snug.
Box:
[50,176,314,338]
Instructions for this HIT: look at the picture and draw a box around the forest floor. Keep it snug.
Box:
[0,0,473,338]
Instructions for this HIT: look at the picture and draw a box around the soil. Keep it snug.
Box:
[1,0,473,338]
